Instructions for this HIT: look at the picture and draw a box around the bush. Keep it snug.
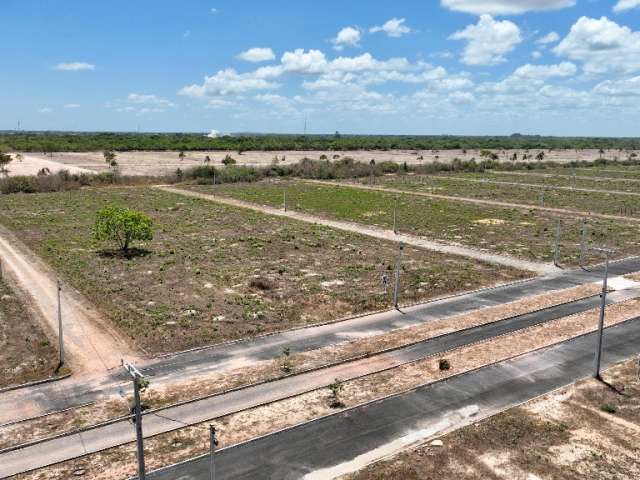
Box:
[439,358,451,371]
[222,154,236,166]
[600,403,617,414]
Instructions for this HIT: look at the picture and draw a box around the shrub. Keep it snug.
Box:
[93,205,154,253]
[600,403,617,414]
[439,358,451,371]
[249,277,275,291]
[222,154,236,166]
[327,378,345,408]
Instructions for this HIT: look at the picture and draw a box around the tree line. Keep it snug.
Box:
[1,132,640,152]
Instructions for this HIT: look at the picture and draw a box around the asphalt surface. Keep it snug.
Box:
[2,285,638,477]
[2,257,639,426]
[148,317,640,480]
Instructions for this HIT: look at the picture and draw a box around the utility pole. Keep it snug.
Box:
[579,219,588,269]
[57,280,64,366]
[392,196,399,235]
[209,424,219,480]
[592,247,614,380]
[283,190,287,212]
[123,362,147,480]
[393,243,404,309]
[553,220,562,268]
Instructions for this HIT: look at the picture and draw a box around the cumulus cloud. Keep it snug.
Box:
[369,18,412,38]
[613,0,640,13]
[512,62,577,79]
[127,93,174,106]
[237,47,276,62]
[332,27,362,51]
[54,62,95,71]
[553,16,640,74]
[63,103,80,109]
[450,15,522,66]
[532,51,543,59]
[593,76,640,96]
[38,107,52,113]
[536,31,560,45]
[179,68,280,97]
[441,0,575,15]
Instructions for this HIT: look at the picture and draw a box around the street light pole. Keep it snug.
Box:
[553,220,562,267]
[283,189,287,212]
[123,362,146,480]
[393,243,404,309]
[592,247,613,380]
[392,196,398,235]
[579,219,588,269]
[57,280,64,366]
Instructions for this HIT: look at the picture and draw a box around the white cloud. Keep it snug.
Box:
[441,0,575,15]
[210,8,218,14]
[512,62,577,79]
[38,107,52,113]
[536,31,560,45]
[332,27,362,51]
[63,103,80,109]
[369,18,412,38]
[553,16,640,74]
[593,76,640,96]
[613,0,640,13]
[237,47,276,62]
[179,68,279,97]
[281,49,329,74]
[54,62,95,71]
[127,93,174,106]
[450,15,522,66]
[531,50,543,59]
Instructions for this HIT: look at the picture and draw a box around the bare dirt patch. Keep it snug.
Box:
[0,278,58,388]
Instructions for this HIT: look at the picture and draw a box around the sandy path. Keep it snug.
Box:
[0,226,140,375]
[306,180,640,224]
[2,154,94,178]
[420,174,640,198]
[156,185,557,275]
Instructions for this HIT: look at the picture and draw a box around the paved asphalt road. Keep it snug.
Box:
[3,257,637,427]
[2,284,638,477]
[148,317,640,480]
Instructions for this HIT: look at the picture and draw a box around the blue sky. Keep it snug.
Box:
[2,0,640,135]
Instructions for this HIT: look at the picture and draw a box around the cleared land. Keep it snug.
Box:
[188,181,640,265]
[0,278,58,388]
[348,175,640,218]
[0,187,525,354]
[17,149,637,177]
[344,359,640,480]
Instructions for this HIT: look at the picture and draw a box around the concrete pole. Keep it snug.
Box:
[393,243,404,309]
[209,425,217,480]
[283,190,287,212]
[553,220,562,267]
[57,280,64,366]
[594,251,609,380]
[579,219,588,269]
[133,375,146,480]
[392,196,399,235]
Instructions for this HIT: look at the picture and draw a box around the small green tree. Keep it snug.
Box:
[0,152,12,175]
[280,346,292,373]
[222,154,236,166]
[103,150,118,169]
[94,205,153,254]
[178,151,186,161]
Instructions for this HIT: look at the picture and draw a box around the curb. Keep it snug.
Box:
[0,373,71,395]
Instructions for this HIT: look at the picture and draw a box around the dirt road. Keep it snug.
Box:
[157,185,558,275]
[0,226,140,375]
[2,154,94,178]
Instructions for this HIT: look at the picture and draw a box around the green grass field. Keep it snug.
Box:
[192,181,640,265]
[351,175,640,218]
[0,187,526,353]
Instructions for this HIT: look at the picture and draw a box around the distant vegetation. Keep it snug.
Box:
[1,132,640,152]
